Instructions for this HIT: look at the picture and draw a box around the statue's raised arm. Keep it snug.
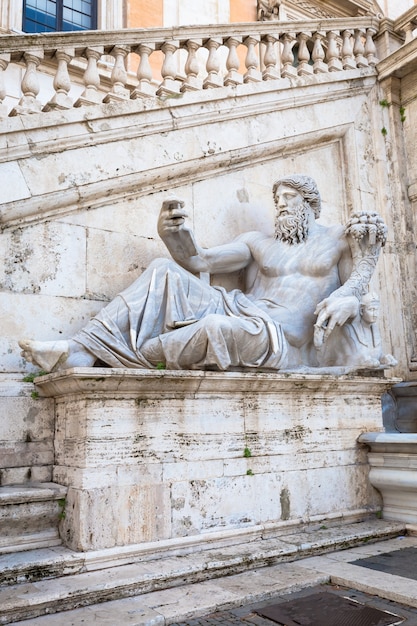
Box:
[313,210,388,348]
[157,198,252,275]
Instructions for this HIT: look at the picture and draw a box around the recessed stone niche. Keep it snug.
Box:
[35,368,395,552]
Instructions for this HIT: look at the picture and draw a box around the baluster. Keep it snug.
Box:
[10,49,44,116]
[0,53,10,118]
[365,28,378,67]
[325,31,342,72]
[132,43,155,98]
[103,45,131,102]
[156,41,181,97]
[243,35,262,83]
[203,38,223,88]
[280,32,297,79]
[261,34,280,80]
[296,32,313,76]
[75,47,104,106]
[312,32,327,74]
[181,39,203,92]
[403,21,415,44]
[353,29,368,68]
[43,48,74,111]
[341,30,356,70]
[224,37,243,86]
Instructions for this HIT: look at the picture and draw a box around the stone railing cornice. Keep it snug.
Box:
[0,17,381,55]
[0,17,381,118]
[377,35,417,81]
[394,5,417,44]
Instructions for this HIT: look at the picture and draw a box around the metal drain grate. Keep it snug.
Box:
[352,547,417,581]
[256,591,404,626]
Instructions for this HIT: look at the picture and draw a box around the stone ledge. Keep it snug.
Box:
[34,367,399,397]
[359,432,417,453]
[0,483,67,505]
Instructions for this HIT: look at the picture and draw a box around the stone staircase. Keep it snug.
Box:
[0,483,67,556]
[0,518,407,624]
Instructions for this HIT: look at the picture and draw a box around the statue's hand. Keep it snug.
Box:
[158,198,199,259]
[314,295,359,347]
[158,199,187,237]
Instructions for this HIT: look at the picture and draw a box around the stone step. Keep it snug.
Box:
[0,483,67,555]
[0,518,406,625]
[14,533,417,626]
[5,561,330,626]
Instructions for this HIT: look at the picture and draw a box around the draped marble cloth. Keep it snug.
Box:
[74,258,288,370]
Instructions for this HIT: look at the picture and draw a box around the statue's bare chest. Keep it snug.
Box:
[249,236,340,278]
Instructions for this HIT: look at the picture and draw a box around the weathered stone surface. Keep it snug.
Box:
[33,369,394,551]
[0,483,67,554]
[0,294,102,372]
[0,162,30,204]
[0,376,54,485]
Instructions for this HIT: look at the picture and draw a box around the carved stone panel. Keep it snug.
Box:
[257,0,381,21]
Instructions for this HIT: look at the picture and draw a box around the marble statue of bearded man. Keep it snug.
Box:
[20,175,379,373]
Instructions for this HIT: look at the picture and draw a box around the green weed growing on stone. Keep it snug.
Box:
[23,370,47,382]
[58,498,66,520]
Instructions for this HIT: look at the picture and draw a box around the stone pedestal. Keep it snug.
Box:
[358,432,417,523]
[35,369,395,552]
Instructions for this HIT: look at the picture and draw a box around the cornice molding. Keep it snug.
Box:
[257,0,382,21]
[34,367,398,397]
[377,36,417,79]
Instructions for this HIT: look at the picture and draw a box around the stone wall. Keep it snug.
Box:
[377,35,417,380]
[0,55,408,487]
[401,49,417,370]
[0,70,403,372]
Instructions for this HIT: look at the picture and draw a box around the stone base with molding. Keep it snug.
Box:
[358,432,417,524]
[35,368,395,552]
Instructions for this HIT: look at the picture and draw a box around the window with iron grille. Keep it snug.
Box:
[23,0,97,32]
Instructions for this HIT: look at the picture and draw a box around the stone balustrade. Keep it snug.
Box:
[0,16,381,117]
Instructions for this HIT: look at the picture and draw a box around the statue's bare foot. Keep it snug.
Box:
[356,357,381,370]
[19,339,95,372]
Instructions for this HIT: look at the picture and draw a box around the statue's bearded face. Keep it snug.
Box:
[274,184,309,244]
